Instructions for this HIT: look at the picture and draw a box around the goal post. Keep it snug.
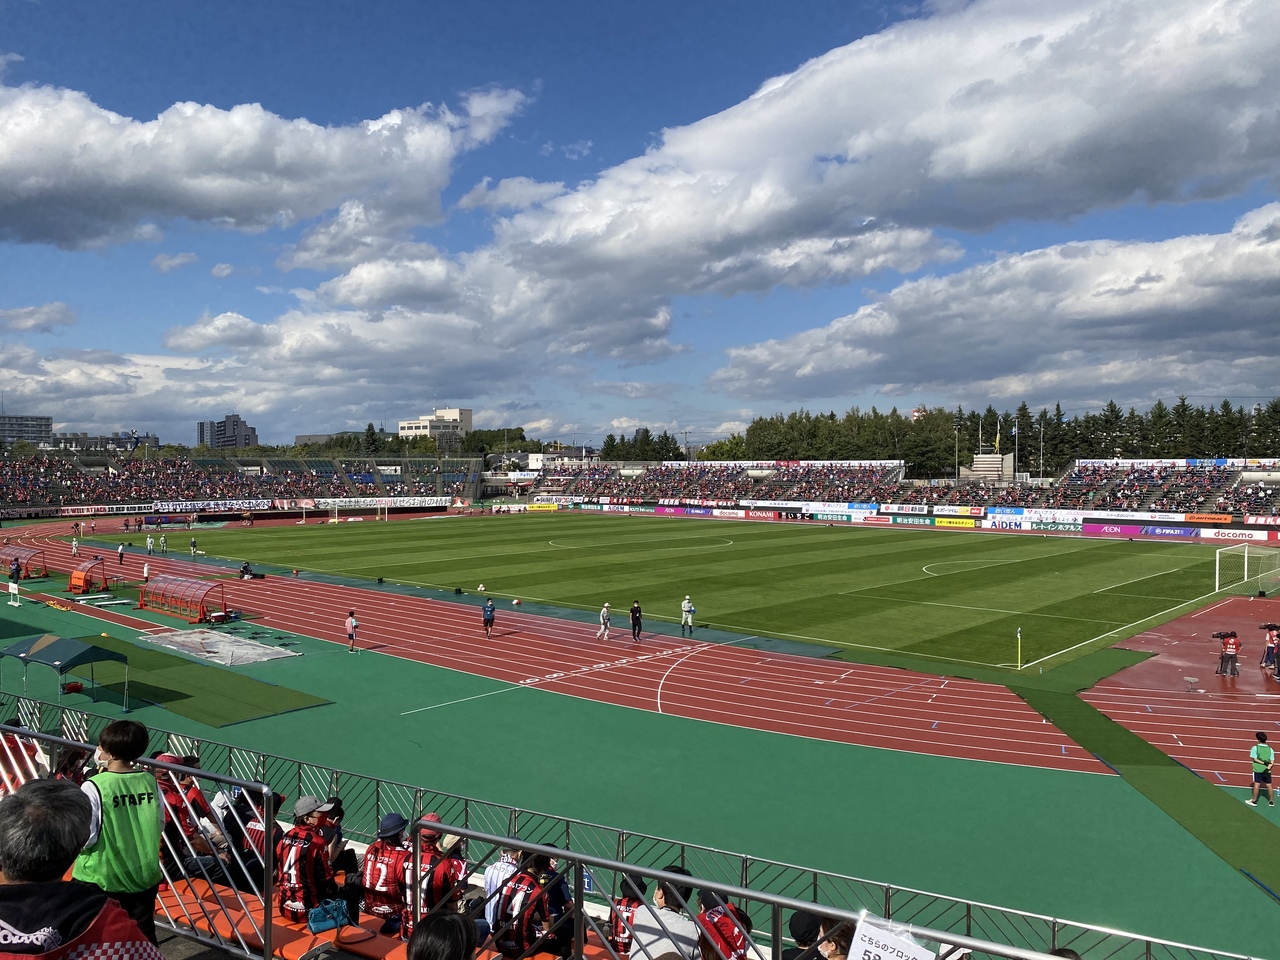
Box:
[1216,543,1280,594]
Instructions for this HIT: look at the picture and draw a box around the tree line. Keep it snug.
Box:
[696,397,1280,479]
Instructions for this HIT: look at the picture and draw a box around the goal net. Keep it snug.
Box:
[1215,543,1280,594]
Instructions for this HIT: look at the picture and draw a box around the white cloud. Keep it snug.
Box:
[561,140,592,160]
[151,252,198,272]
[165,312,276,351]
[457,177,566,212]
[316,0,1280,369]
[211,262,233,278]
[711,202,1280,408]
[0,301,76,333]
[0,81,529,248]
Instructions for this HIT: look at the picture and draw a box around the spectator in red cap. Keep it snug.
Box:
[402,813,469,940]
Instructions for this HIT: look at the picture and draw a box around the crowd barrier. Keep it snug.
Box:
[0,703,1258,960]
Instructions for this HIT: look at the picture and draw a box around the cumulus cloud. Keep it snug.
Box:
[711,202,1280,408]
[315,0,1280,368]
[0,81,529,248]
[211,262,233,278]
[591,381,673,399]
[0,302,76,333]
[457,177,566,212]
[151,252,198,272]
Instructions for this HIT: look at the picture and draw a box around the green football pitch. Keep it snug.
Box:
[149,513,1221,673]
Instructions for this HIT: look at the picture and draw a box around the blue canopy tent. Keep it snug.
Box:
[0,634,130,711]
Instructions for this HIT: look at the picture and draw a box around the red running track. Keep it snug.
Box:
[15,523,1104,774]
[1082,595,1280,784]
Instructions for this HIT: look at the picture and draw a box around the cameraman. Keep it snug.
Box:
[1216,632,1241,677]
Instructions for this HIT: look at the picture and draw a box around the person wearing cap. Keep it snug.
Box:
[360,812,413,935]
[628,865,699,960]
[596,602,612,641]
[275,795,338,922]
[403,813,469,939]
[72,720,164,944]
[781,910,821,960]
[680,596,695,637]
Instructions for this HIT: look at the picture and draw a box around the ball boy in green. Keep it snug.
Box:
[72,720,164,943]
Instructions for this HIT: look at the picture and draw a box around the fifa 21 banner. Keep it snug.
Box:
[153,499,273,512]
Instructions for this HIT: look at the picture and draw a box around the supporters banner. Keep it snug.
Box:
[881,504,929,515]
[153,499,273,512]
[891,515,934,526]
[1184,513,1233,524]
[1246,516,1280,526]
[933,505,986,517]
[934,517,976,528]
[272,498,317,510]
[311,496,450,509]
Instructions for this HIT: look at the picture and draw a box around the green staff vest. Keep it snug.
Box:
[72,770,163,892]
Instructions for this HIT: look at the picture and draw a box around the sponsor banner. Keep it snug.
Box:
[934,517,976,528]
[1202,528,1269,542]
[985,519,1027,531]
[1142,525,1200,538]
[655,507,686,516]
[506,471,540,481]
[713,509,746,518]
[1032,521,1082,532]
[686,507,713,516]
[740,500,880,512]
[933,505,986,517]
[601,504,631,512]
[881,504,930,515]
[1185,513,1233,524]
[1246,516,1280,526]
[630,506,655,514]
[861,515,892,525]
[154,499,273,513]
[572,503,604,511]
[534,495,582,505]
[988,507,1025,515]
[1084,523,1143,536]
[1084,510,1187,523]
[892,515,935,526]
[746,510,779,520]
[811,513,853,523]
[526,503,559,512]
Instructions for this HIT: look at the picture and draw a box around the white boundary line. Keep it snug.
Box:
[845,594,1125,625]
[656,638,751,714]
[1092,570,1179,594]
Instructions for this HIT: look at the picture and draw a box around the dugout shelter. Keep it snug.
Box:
[0,634,130,709]
[67,558,107,594]
[0,545,47,579]
[138,574,228,623]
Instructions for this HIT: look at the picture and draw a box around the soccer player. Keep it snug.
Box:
[346,610,359,652]
[483,598,497,639]
[680,596,695,636]
[630,601,643,641]
[596,603,611,641]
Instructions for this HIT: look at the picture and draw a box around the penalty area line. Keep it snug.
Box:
[1019,587,1225,671]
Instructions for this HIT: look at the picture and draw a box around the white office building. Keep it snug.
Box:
[397,408,472,440]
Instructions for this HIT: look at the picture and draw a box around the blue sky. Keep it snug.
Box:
[2,0,1278,446]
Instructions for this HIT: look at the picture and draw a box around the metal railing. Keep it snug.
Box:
[0,700,1260,960]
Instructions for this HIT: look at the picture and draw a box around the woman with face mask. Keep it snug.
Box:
[816,919,854,960]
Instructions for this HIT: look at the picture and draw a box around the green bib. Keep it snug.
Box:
[72,770,163,892]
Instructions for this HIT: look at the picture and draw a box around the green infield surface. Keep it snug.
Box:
[156,513,1220,672]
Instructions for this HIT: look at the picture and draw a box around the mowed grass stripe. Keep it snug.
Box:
[171,515,1221,670]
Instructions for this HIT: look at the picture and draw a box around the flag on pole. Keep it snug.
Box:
[994,430,1000,454]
